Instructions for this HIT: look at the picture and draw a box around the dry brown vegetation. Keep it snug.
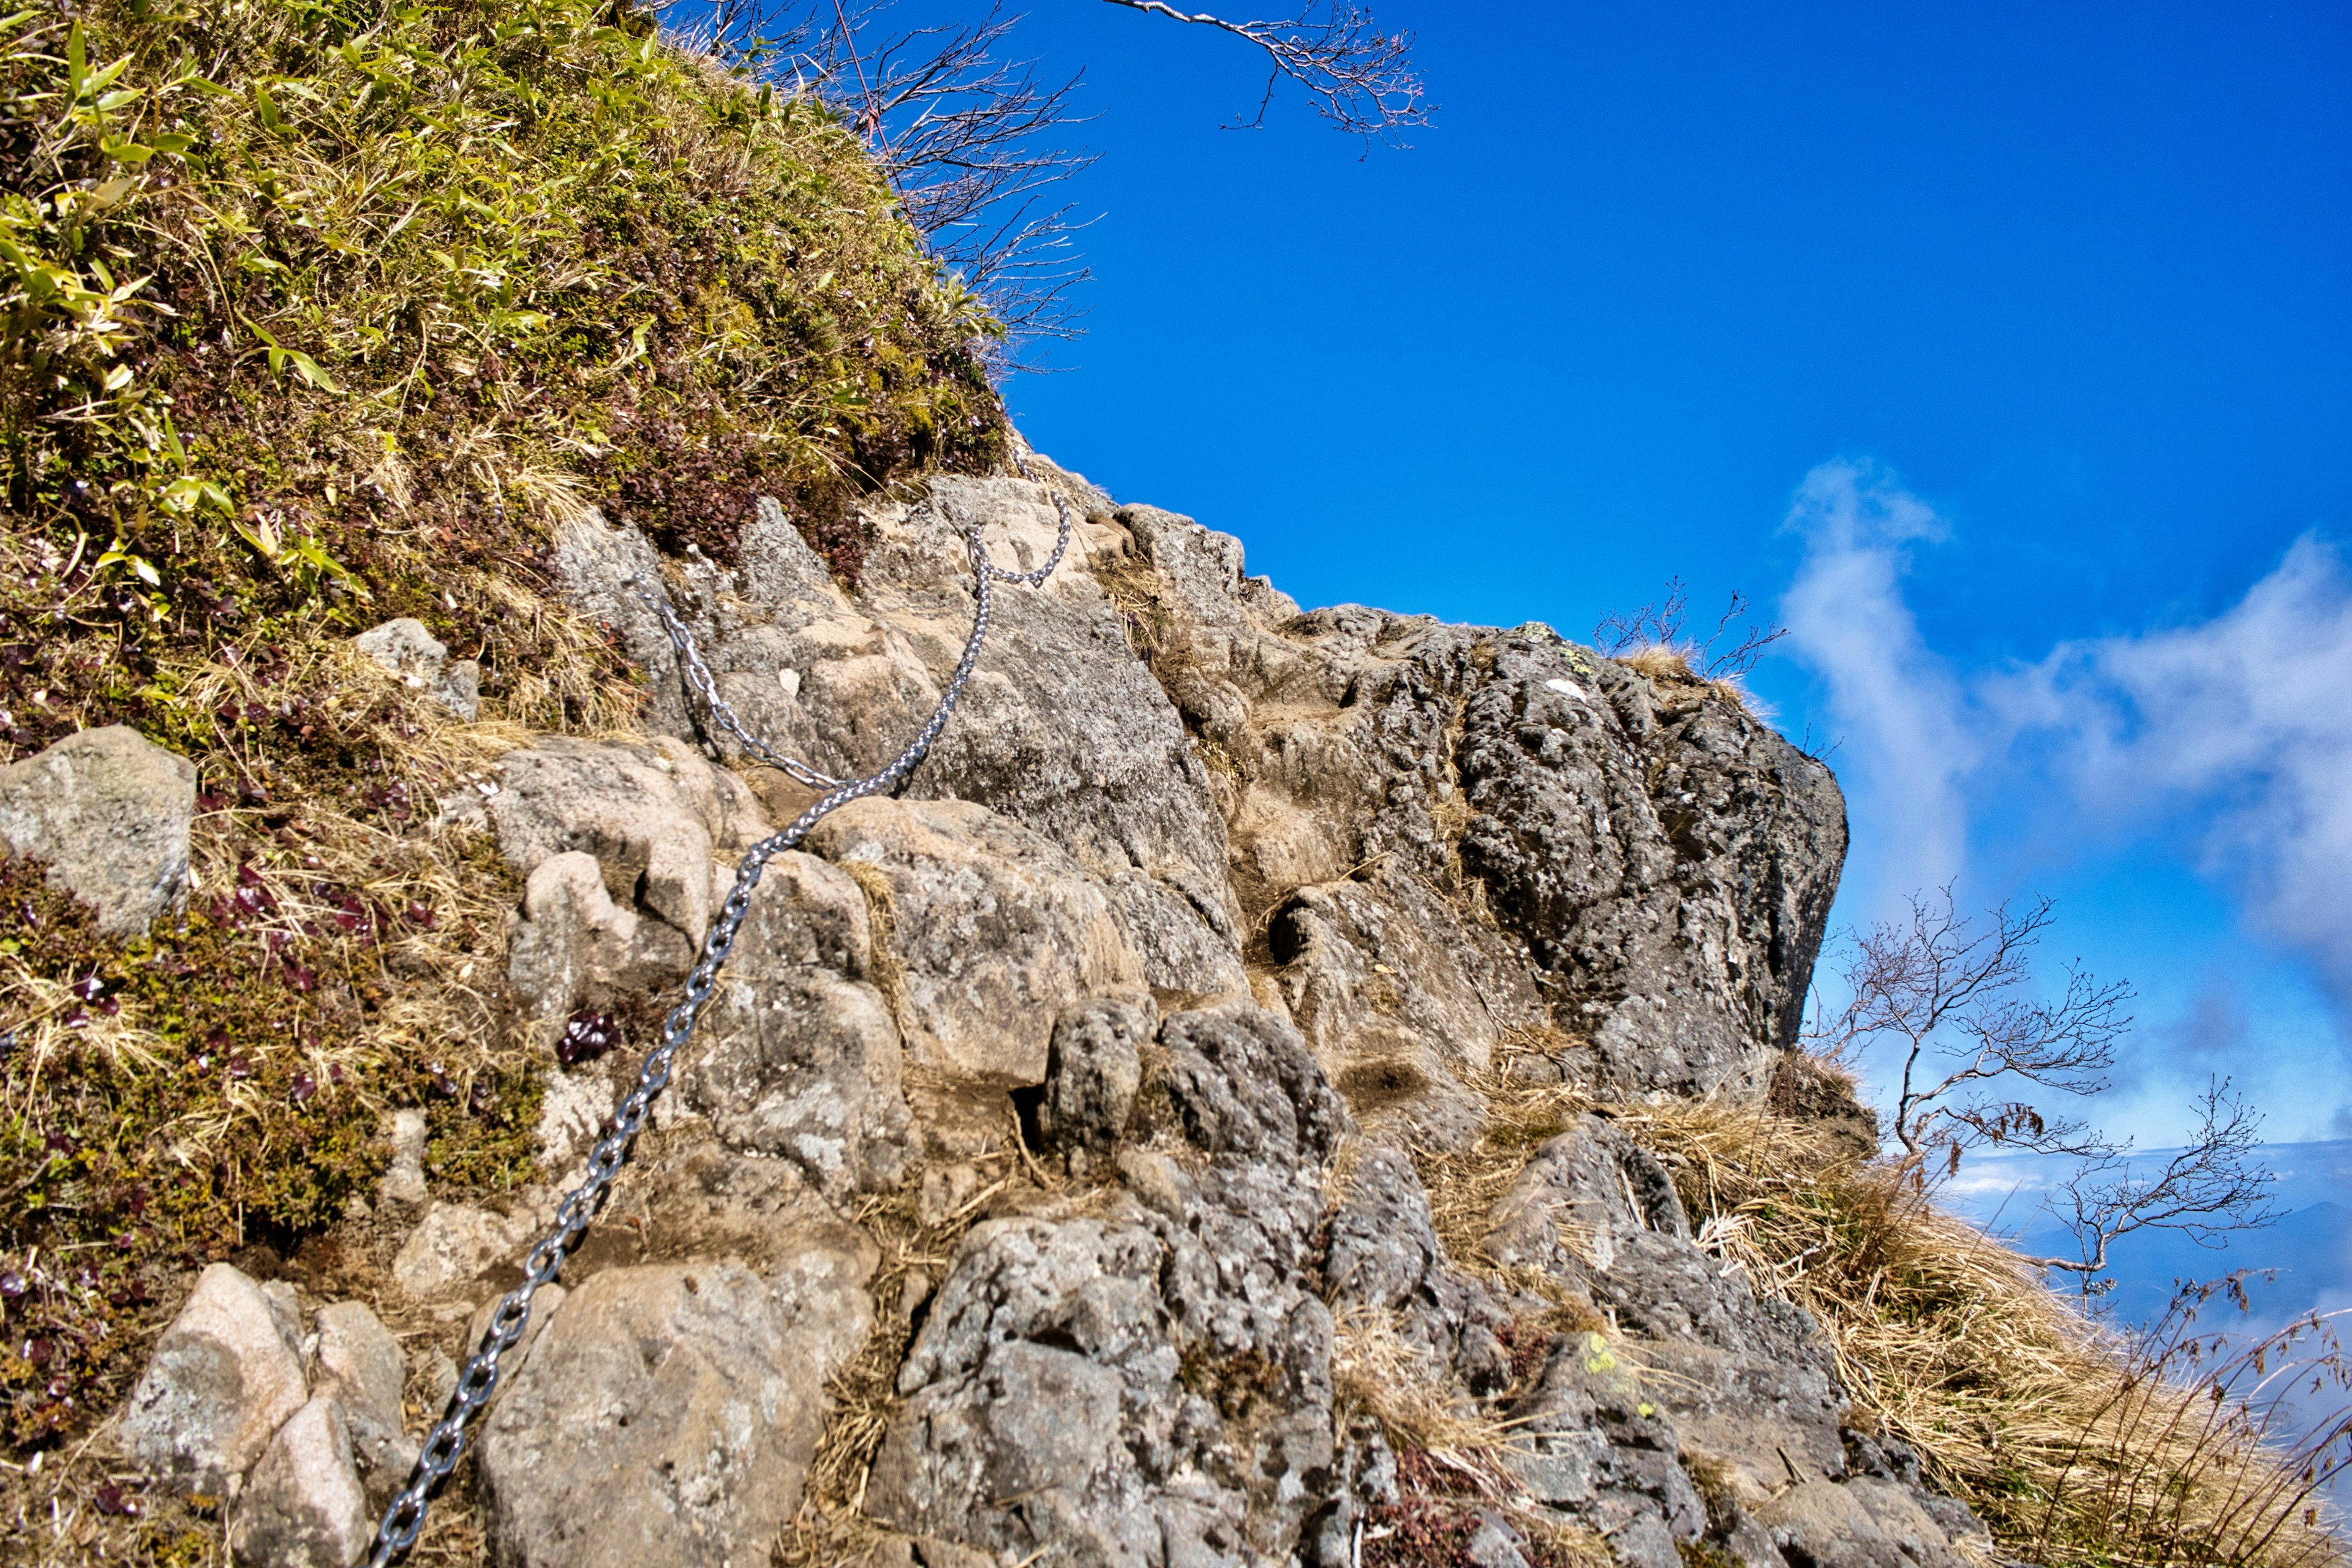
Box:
[1406,1034,2351,1567]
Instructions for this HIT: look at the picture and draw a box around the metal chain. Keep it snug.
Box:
[366,461,1074,1566]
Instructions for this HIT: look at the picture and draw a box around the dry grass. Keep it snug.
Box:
[1624,1096,2350,1567]
[1396,1037,2350,1566]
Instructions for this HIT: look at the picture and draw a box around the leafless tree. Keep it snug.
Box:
[1812,887,2275,1293]
[1095,1,1430,141]
[1814,888,2130,1161]
[2027,1079,2276,1284]
[1593,576,1789,680]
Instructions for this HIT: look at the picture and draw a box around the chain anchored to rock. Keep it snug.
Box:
[366,459,1074,1566]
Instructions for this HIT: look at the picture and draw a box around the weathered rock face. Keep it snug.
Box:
[0,725,195,935]
[805,796,1144,1093]
[105,457,1905,1568]
[1454,641,1846,1096]
[123,1263,309,1494]
[869,1002,1348,1566]
[475,1248,873,1568]
[229,1395,373,1568]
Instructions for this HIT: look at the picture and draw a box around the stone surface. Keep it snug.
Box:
[869,1002,1349,1566]
[505,850,680,1023]
[805,796,1142,1090]
[123,1262,308,1495]
[683,847,908,1194]
[1326,1145,1510,1392]
[483,735,769,966]
[354,616,480,720]
[1453,636,1847,1096]
[554,486,1247,997]
[0,725,195,935]
[476,1251,872,1568]
[229,1395,373,1568]
[377,1109,429,1208]
[1036,991,1157,1156]
[312,1301,418,1510]
[390,1202,535,1305]
[1269,865,1544,1152]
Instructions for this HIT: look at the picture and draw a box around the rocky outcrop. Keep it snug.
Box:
[107,458,1912,1568]
[867,1001,1348,1565]
[475,1246,872,1568]
[0,724,195,935]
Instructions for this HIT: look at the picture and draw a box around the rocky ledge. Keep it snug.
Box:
[101,462,1988,1568]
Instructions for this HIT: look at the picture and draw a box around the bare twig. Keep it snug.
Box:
[1095,0,1428,140]
[1594,575,1789,680]
[2024,1080,2277,1281]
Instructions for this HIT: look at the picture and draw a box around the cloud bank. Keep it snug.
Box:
[1779,460,1978,911]
[2000,534,2352,1008]
[1779,456,2352,1022]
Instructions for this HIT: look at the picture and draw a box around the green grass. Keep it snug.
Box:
[0,0,1009,1463]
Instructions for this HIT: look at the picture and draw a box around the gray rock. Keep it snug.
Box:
[1453,636,1846,1096]
[0,725,195,935]
[564,483,1248,998]
[123,1262,308,1495]
[682,846,908,1194]
[1154,1001,1347,1166]
[1327,1145,1510,1392]
[390,1202,535,1306]
[505,850,687,1022]
[1466,1512,1534,1568]
[476,1252,872,1568]
[229,1395,373,1568]
[312,1301,418,1511]
[1751,1478,1961,1568]
[483,735,769,961]
[805,796,1143,1093]
[353,617,480,720]
[870,1002,1349,1565]
[1037,991,1158,1155]
[1505,1332,1706,1568]
[377,1109,429,1209]
[1270,866,1544,1152]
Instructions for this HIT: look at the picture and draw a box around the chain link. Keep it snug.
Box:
[365,461,1074,1566]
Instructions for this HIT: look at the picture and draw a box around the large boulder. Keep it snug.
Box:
[0,725,195,935]
[1455,637,1846,1096]
[476,1248,873,1568]
[804,797,1143,1091]
[122,1262,308,1495]
[228,1395,373,1568]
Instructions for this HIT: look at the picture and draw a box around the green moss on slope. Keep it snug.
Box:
[0,0,1007,1467]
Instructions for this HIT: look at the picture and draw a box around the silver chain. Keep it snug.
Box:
[366,461,1074,1566]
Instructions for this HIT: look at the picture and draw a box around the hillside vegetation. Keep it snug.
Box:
[0,0,997,1462]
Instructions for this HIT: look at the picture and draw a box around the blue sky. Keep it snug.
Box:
[900,0,2352,1158]
[684,0,2352,1297]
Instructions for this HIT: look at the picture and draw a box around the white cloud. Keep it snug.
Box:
[1780,460,1978,913]
[1997,534,2352,1008]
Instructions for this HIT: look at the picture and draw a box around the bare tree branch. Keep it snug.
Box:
[1095,0,1430,141]
[2026,1079,2278,1286]
[1594,575,1789,680]
[1811,886,2133,1161]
